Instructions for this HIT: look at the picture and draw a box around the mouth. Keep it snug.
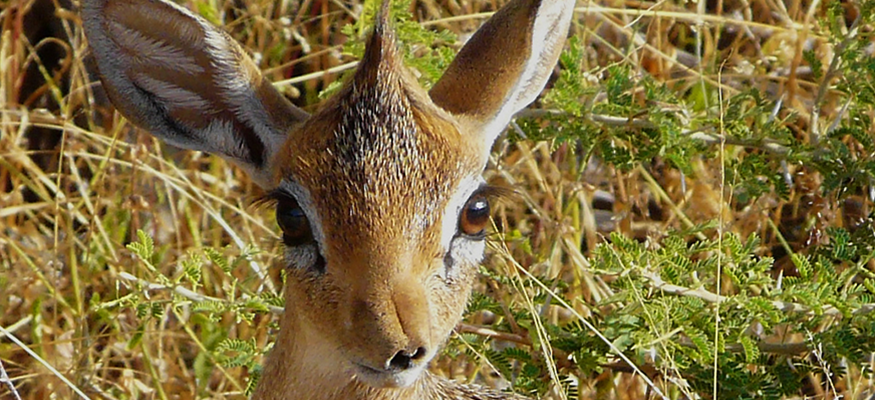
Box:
[352,362,425,388]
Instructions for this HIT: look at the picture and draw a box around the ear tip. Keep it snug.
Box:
[374,0,393,34]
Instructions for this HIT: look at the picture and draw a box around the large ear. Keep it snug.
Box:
[81,0,309,187]
[429,0,575,153]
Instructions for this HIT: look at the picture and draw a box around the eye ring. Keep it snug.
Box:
[276,197,314,246]
[459,194,490,238]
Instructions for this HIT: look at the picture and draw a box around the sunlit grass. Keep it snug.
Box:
[2,0,874,398]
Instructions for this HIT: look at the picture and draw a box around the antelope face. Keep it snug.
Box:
[268,27,493,388]
[82,0,574,392]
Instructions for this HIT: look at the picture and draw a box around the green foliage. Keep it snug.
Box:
[527,0,875,207]
[458,226,874,398]
[87,0,875,397]
[107,230,276,394]
[126,229,156,271]
[321,0,457,98]
[537,50,707,175]
[193,0,221,26]
[216,337,260,368]
[485,0,875,395]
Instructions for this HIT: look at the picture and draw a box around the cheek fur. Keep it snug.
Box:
[284,243,319,269]
[444,237,486,282]
[427,238,484,337]
[283,252,347,339]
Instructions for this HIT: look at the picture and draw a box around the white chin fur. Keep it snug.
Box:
[352,363,426,389]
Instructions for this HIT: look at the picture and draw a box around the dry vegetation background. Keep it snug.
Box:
[1,0,874,398]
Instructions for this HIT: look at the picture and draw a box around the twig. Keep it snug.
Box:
[0,317,33,341]
[809,15,860,146]
[678,337,810,355]
[116,272,284,315]
[687,132,790,155]
[456,323,530,346]
[119,275,540,348]
[0,325,90,400]
[517,109,792,155]
[642,269,875,317]
[116,270,832,367]
[459,322,812,365]
[0,357,22,400]
[272,61,358,86]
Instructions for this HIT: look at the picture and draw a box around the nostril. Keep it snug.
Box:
[389,347,427,370]
[389,351,412,370]
[410,346,426,360]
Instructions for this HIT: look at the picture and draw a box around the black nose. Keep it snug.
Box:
[389,346,426,370]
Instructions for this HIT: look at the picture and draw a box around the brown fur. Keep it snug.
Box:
[266,20,484,396]
[81,0,575,397]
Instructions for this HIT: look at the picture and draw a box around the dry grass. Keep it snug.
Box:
[2,0,874,398]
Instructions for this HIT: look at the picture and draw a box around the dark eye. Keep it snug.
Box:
[459,194,490,238]
[276,198,313,246]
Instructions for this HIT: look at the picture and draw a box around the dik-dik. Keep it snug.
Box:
[81,0,575,397]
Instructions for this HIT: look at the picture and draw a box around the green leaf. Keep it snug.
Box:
[127,324,145,350]
[182,252,203,288]
[204,247,232,275]
[739,335,760,363]
[791,254,812,280]
[126,229,156,271]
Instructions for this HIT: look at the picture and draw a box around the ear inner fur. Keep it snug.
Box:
[82,0,308,186]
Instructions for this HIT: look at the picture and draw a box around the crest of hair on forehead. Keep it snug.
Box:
[284,0,472,245]
[335,0,419,175]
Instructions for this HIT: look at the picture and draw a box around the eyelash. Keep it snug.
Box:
[473,185,514,203]
[253,189,287,208]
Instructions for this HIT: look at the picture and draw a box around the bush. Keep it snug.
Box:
[1,0,873,398]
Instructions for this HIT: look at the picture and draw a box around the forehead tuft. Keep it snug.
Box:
[279,31,478,247]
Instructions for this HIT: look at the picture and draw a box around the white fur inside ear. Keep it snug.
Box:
[519,0,575,105]
[110,21,204,75]
[145,0,257,108]
[479,0,576,147]
[133,74,211,111]
[202,27,253,96]
[200,23,284,157]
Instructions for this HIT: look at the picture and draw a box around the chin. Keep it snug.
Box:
[352,363,426,389]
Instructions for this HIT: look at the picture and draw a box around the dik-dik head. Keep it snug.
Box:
[82,0,574,389]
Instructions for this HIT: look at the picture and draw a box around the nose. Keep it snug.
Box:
[346,266,434,374]
[388,346,427,370]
